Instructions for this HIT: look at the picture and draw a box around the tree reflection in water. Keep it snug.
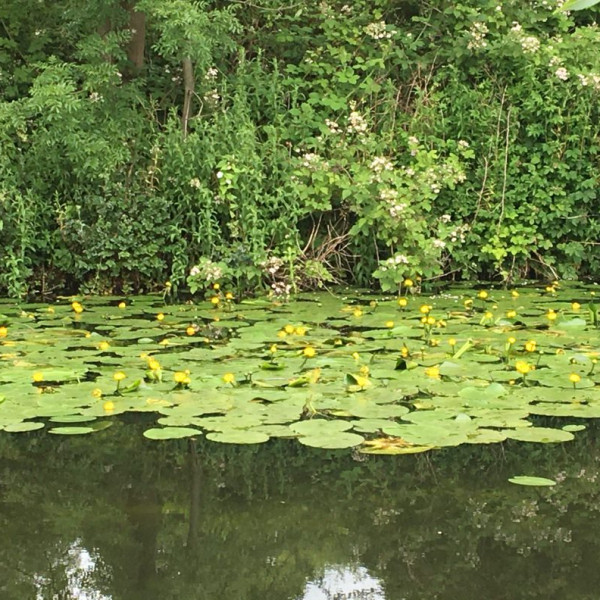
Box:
[2,421,600,599]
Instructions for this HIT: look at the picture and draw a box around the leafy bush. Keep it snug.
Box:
[1,0,599,296]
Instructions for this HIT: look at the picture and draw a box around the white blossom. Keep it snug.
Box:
[555,67,569,81]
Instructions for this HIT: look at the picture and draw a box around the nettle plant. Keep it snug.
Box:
[291,106,474,292]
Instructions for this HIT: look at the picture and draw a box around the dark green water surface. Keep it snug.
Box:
[3,421,600,600]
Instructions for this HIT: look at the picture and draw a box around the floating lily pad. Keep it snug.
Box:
[143,427,202,440]
[206,430,270,444]
[3,421,45,432]
[297,431,365,449]
[508,476,557,487]
[48,426,96,435]
[506,427,575,443]
[562,424,586,432]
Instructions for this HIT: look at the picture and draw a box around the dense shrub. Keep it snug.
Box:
[0,0,599,296]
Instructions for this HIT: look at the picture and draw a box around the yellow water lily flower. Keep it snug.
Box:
[186,326,196,336]
[404,278,414,287]
[515,360,533,375]
[571,302,581,311]
[118,301,126,309]
[284,324,295,334]
[569,373,581,384]
[419,304,431,314]
[103,401,115,412]
[448,338,457,347]
[303,346,316,358]
[511,290,519,298]
[477,290,488,300]
[353,374,370,389]
[213,283,220,290]
[174,371,191,384]
[525,340,536,353]
[295,326,307,336]
[222,372,235,384]
[0,326,8,338]
[424,365,441,379]
[506,310,517,318]
[210,296,220,305]
[385,320,395,328]
[546,309,557,321]
[32,371,44,382]
[269,344,278,354]
[352,352,360,361]
[398,297,408,307]
[353,308,363,318]
[71,301,83,314]
[156,313,165,321]
[92,388,103,399]
[225,291,234,300]
[98,341,110,351]
[148,358,161,371]
[113,371,126,382]
[507,337,516,345]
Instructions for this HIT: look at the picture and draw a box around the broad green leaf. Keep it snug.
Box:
[508,476,557,487]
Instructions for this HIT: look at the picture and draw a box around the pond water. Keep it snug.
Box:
[2,424,600,600]
[2,283,600,598]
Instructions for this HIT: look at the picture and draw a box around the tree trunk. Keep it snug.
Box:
[127,7,146,71]
[182,56,195,138]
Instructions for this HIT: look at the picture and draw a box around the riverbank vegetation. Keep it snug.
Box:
[1,1,599,297]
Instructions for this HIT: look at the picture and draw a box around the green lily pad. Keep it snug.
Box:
[3,421,45,433]
[206,430,270,444]
[48,426,97,435]
[297,431,365,449]
[508,476,557,487]
[143,427,202,440]
[506,427,575,443]
[563,424,586,432]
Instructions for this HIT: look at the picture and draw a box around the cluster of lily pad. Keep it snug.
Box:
[0,282,599,454]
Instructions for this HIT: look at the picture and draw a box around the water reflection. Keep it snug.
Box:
[2,423,600,599]
[34,541,111,600]
[300,564,385,600]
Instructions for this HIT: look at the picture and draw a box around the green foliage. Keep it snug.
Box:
[1,0,600,296]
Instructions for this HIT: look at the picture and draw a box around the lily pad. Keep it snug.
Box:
[206,430,270,444]
[506,427,575,443]
[508,476,557,487]
[143,427,202,440]
[3,421,45,433]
